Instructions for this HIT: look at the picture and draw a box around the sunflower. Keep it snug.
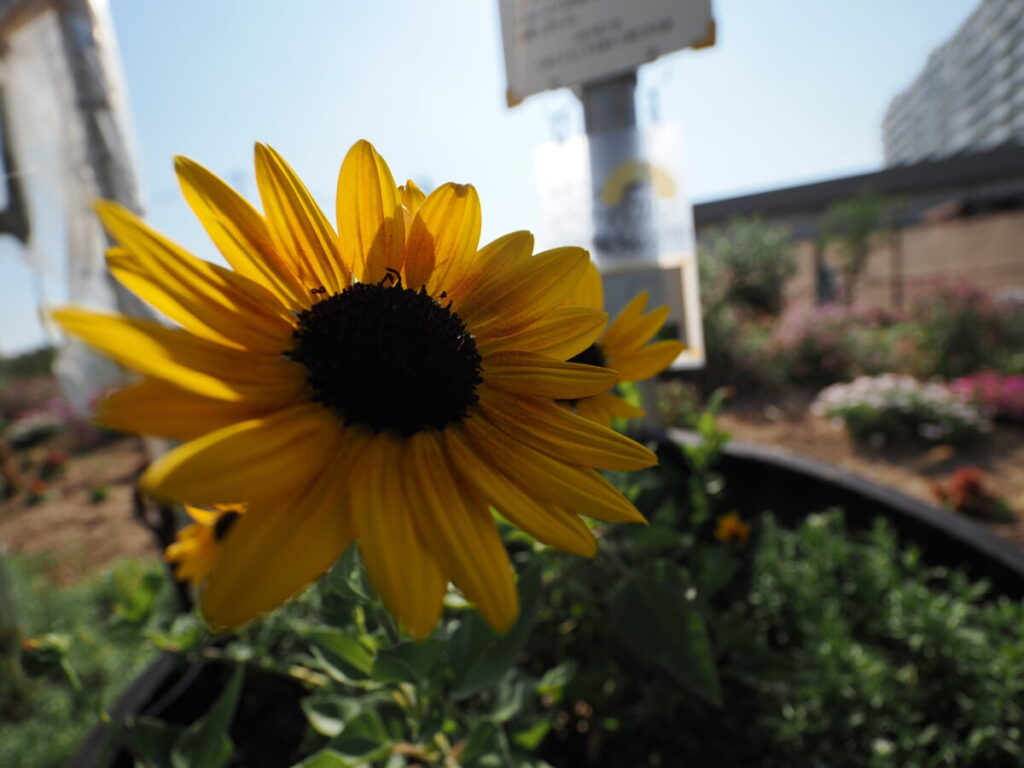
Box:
[53,140,657,638]
[165,505,244,585]
[561,262,685,428]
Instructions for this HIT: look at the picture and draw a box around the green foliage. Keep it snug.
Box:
[13,402,1024,767]
[700,217,797,316]
[731,511,1024,767]
[913,283,1024,379]
[0,556,175,768]
[819,193,898,305]
[0,347,55,387]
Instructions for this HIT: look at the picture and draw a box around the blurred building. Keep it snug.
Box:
[694,142,1024,311]
[883,0,1024,166]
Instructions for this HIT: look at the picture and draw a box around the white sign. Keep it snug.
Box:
[500,0,715,106]
[535,123,705,369]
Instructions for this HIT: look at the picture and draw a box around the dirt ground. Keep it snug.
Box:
[0,437,160,584]
[717,391,1024,546]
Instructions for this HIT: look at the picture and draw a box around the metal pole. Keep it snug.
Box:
[579,73,662,429]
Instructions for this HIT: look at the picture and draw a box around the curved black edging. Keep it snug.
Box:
[668,428,1024,599]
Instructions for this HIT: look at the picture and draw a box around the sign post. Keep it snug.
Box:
[500,0,715,420]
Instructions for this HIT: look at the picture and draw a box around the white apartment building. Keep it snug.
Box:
[883,0,1024,166]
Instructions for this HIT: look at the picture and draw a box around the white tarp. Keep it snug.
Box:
[2,0,147,413]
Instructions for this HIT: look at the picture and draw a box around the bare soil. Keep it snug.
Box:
[0,437,159,585]
[717,391,1024,547]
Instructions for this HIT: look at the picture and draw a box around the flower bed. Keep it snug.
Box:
[813,374,990,445]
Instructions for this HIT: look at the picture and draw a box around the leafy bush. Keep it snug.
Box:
[948,372,1024,424]
[730,511,1024,767]
[813,374,990,445]
[694,301,782,394]
[914,282,1024,379]
[699,217,797,316]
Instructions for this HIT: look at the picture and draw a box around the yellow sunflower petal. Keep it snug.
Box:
[404,182,481,290]
[463,415,646,524]
[174,155,309,309]
[438,230,534,302]
[96,378,272,441]
[350,433,446,639]
[563,260,604,311]
[336,140,406,284]
[603,392,647,420]
[405,431,518,633]
[444,428,597,557]
[478,388,656,470]
[612,340,685,381]
[201,438,364,630]
[165,524,214,586]
[458,246,590,337]
[106,247,292,355]
[141,403,340,505]
[399,179,426,214]
[575,395,614,429]
[51,308,306,405]
[478,307,608,361]
[255,143,348,292]
[575,391,646,428]
[600,291,649,349]
[606,305,671,357]
[184,505,219,525]
[483,351,617,399]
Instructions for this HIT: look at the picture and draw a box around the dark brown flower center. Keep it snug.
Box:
[287,277,482,436]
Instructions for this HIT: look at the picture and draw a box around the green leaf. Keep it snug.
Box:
[328,711,392,762]
[451,562,542,700]
[490,675,531,723]
[122,716,183,768]
[326,545,373,602]
[290,749,352,768]
[512,719,552,750]
[460,720,500,765]
[171,664,245,768]
[371,639,444,685]
[305,628,375,677]
[535,661,577,703]
[301,695,348,738]
[609,577,722,708]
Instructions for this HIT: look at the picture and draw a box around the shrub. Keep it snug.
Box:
[948,372,1024,424]
[699,217,797,316]
[730,511,1024,767]
[694,301,781,394]
[913,281,1024,379]
[813,374,990,444]
[696,215,798,317]
[772,303,864,386]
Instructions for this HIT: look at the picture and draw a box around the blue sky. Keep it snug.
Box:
[0,0,978,353]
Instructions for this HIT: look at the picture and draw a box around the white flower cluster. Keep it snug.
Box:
[812,374,990,443]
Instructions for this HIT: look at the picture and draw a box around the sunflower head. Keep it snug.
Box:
[55,140,657,638]
[562,262,686,427]
[165,505,244,585]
